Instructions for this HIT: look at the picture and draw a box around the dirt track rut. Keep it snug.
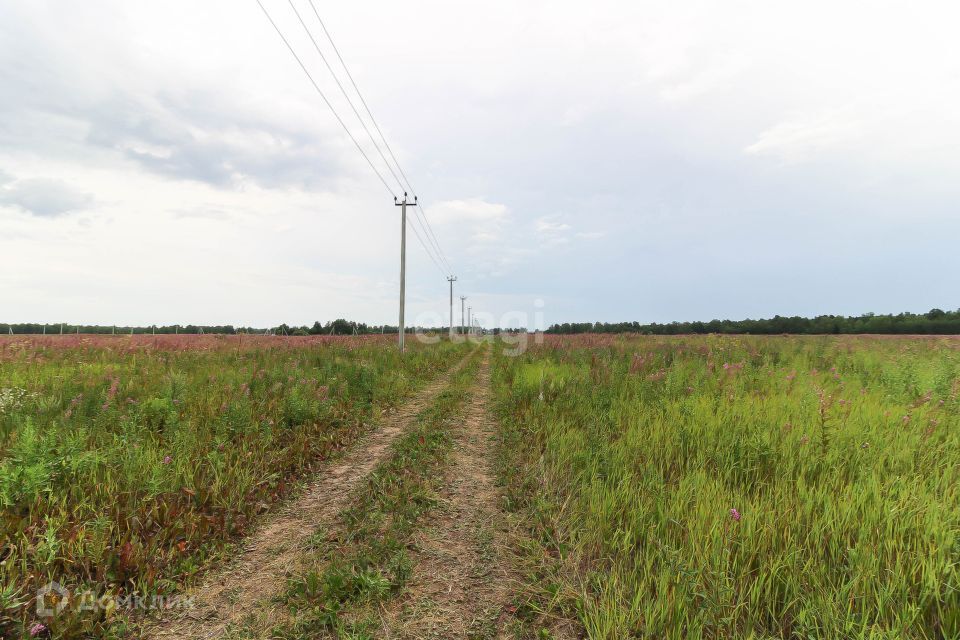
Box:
[377,352,519,639]
[138,355,471,640]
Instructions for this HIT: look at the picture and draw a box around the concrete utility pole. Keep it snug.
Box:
[395,193,416,353]
[468,307,472,335]
[447,276,457,338]
[460,296,466,335]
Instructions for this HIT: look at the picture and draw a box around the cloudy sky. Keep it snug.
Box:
[1,1,958,329]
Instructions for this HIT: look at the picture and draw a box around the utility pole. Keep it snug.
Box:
[468,307,472,335]
[395,193,416,353]
[447,276,457,339]
[460,296,466,335]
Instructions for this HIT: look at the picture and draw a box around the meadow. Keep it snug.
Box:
[0,334,468,637]
[1,333,957,639]
[493,334,959,639]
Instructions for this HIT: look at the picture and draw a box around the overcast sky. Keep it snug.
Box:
[1,1,958,328]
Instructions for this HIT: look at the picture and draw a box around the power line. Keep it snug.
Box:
[286,0,407,195]
[307,0,415,193]
[406,212,446,276]
[414,202,451,271]
[256,0,450,278]
[408,201,450,273]
[305,0,453,273]
[254,0,396,198]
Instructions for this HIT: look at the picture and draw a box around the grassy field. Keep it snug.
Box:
[493,335,959,639]
[0,334,467,637]
[1,334,957,639]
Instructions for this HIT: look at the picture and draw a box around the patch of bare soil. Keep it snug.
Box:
[137,355,471,640]
[378,353,521,639]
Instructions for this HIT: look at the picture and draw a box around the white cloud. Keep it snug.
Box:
[426,198,509,224]
[535,217,571,234]
[744,107,874,163]
[0,176,93,217]
[576,231,604,240]
[426,198,513,260]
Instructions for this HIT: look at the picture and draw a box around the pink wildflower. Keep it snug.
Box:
[29,623,47,637]
[729,508,741,522]
[162,455,173,465]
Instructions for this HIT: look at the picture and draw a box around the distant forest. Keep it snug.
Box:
[5,309,960,336]
[546,309,960,335]
[0,319,393,336]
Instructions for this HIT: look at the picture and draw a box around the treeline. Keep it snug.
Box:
[0,319,454,336]
[0,323,239,335]
[547,309,960,335]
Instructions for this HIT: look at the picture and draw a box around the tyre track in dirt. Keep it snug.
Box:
[137,352,474,640]
[378,350,520,639]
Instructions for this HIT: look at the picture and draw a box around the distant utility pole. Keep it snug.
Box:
[447,276,457,338]
[468,307,472,335]
[460,296,466,335]
[395,193,416,353]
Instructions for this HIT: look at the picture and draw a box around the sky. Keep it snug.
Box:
[1,0,959,329]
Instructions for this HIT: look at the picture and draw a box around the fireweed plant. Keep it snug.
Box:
[492,335,959,639]
[0,334,468,637]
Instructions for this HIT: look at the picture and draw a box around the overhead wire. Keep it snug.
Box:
[255,0,452,278]
[254,0,396,199]
[304,0,453,274]
[287,0,450,273]
[286,0,407,194]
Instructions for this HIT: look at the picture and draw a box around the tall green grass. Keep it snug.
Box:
[494,335,959,639]
[0,336,467,637]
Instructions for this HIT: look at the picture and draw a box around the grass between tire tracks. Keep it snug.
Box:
[262,347,484,639]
